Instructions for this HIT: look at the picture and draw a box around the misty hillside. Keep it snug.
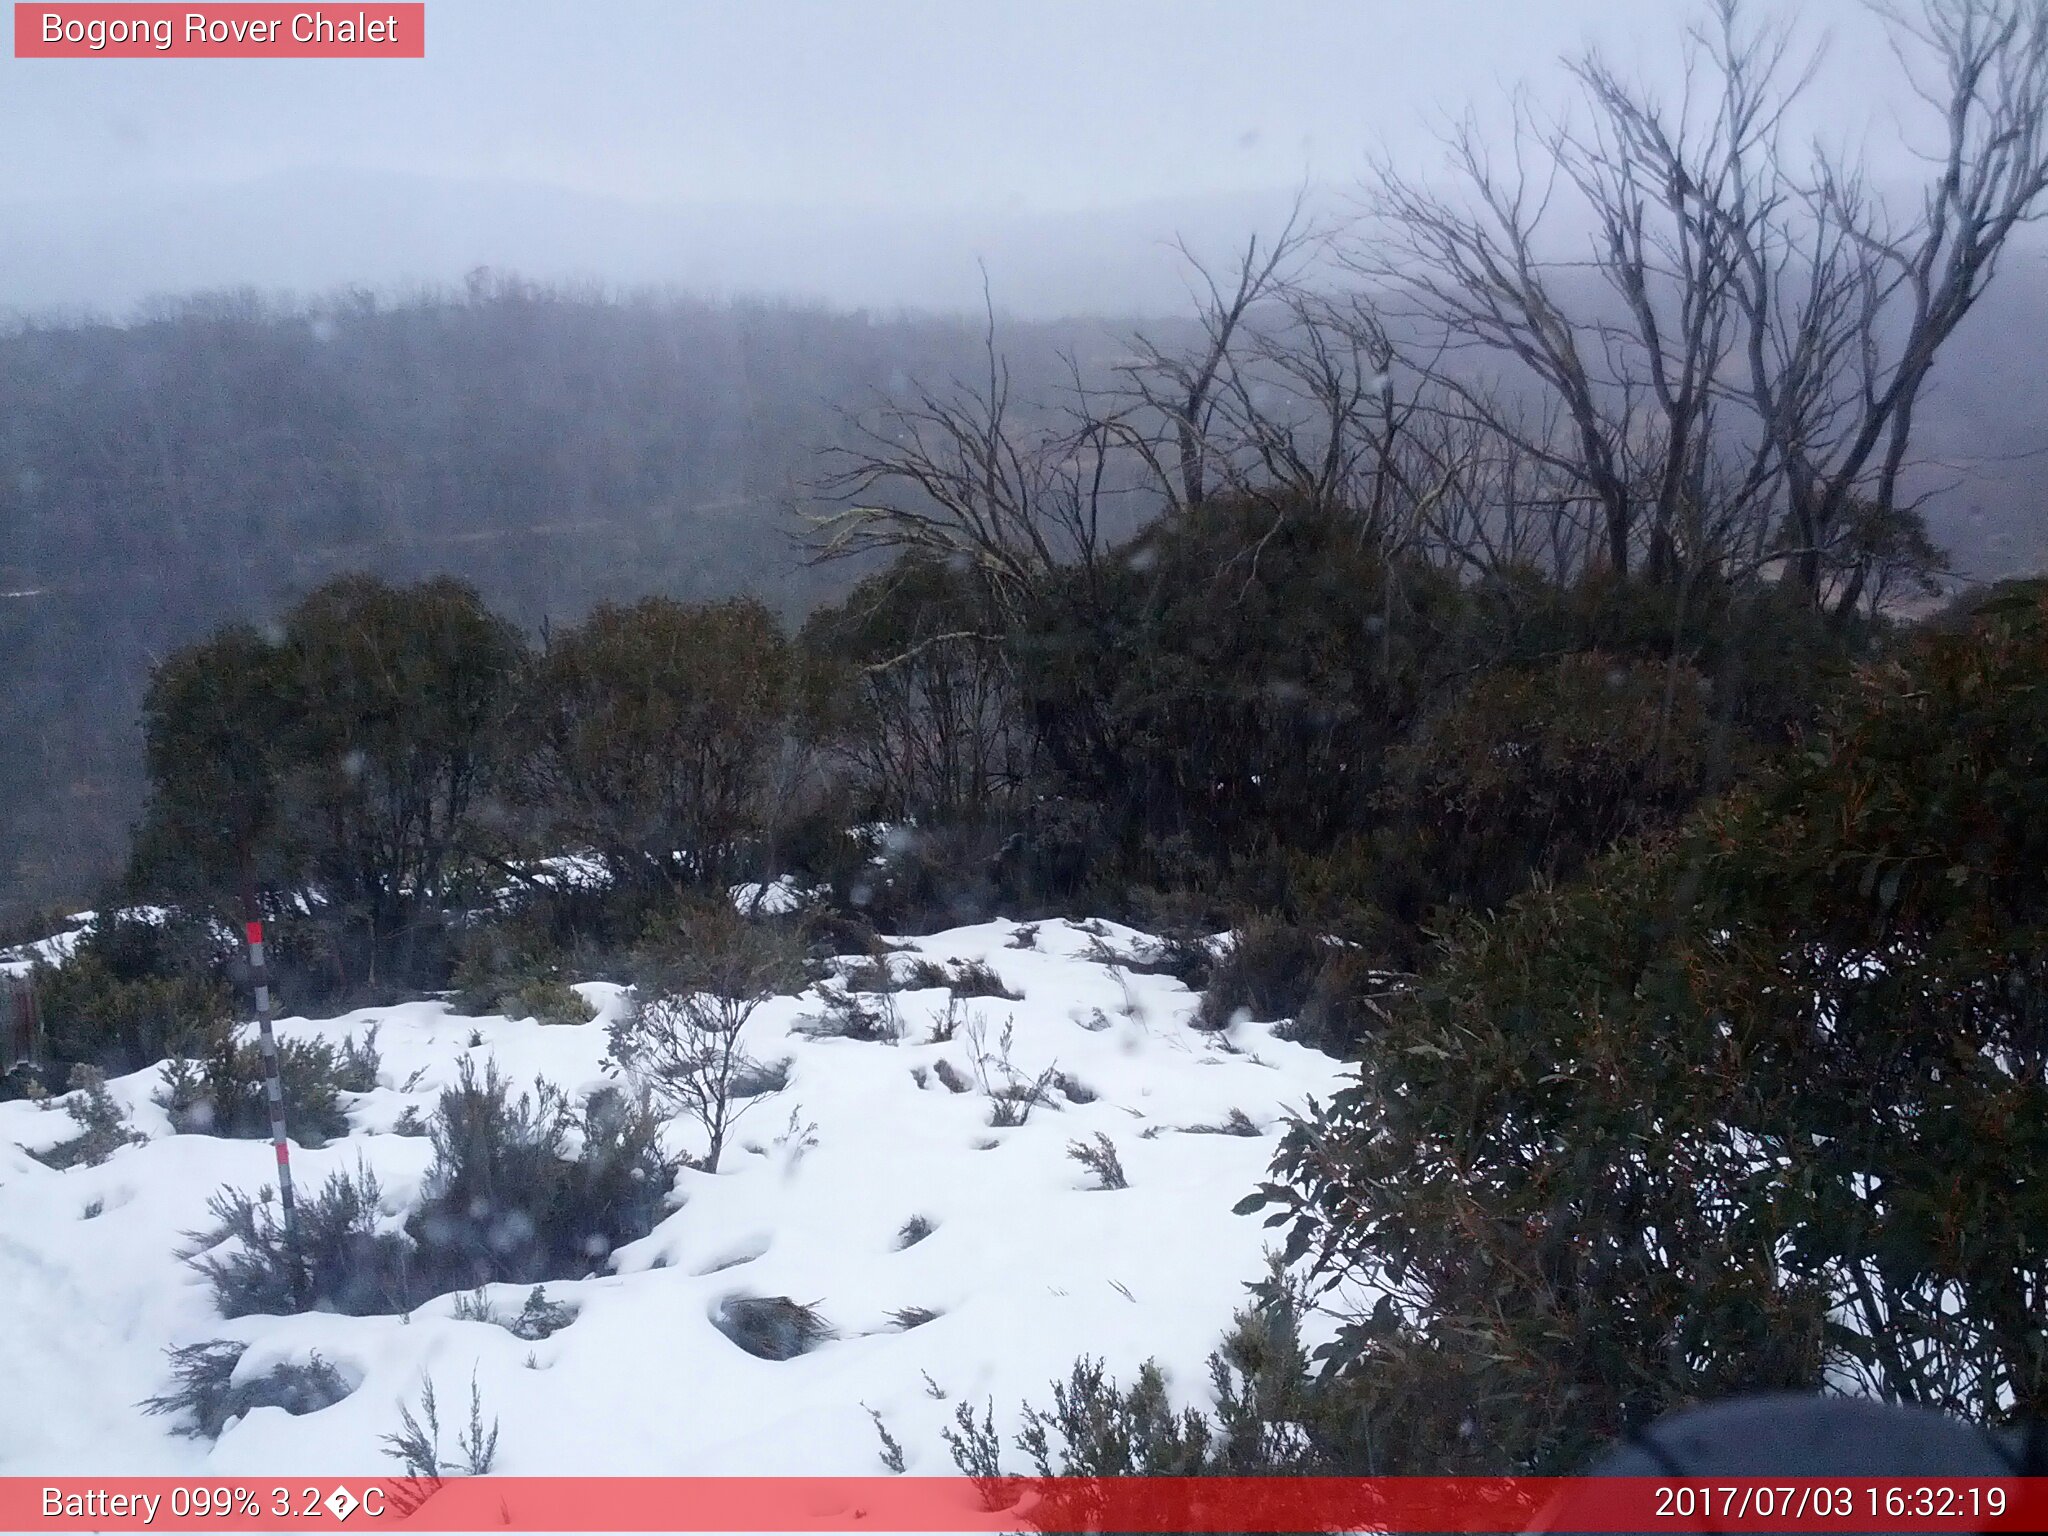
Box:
[2,265,2044,926]
[0,171,1312,322]
[0,286,1165,922]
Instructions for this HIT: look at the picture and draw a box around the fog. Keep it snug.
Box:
[2,0,1911,316]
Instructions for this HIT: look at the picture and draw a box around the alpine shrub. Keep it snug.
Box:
[158,1026,379,1145]
[189,1160,412,1318]
[143,1341,353,1439]
[406,1060,675,1294]
[1194,919,1327,1031]
[32,1065,144,1169]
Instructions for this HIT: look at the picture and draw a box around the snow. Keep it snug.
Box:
[728,877,823,917]
[1,906,177,977]
[0,918,1347,1477]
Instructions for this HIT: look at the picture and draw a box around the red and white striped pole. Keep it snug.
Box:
[244,918,306,1304]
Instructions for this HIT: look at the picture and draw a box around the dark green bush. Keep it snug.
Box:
[143,1341,353,1439]
[943,1279,1349,1504]
[1193,919,1328,1032]
[189,1160,413,1319]
[1252,587,2048,1467]
[157,1026,380,1145]
[449,919,594,1024]
[32,911,233,1077]
[405,1060,675,1295]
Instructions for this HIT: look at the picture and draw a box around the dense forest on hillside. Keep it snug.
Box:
[0,282,1151,922]
[2,262,2045,926]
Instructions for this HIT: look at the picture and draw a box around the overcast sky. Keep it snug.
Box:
[0,0,1933,314]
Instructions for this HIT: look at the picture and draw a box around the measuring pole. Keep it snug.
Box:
[244,917,306,1305]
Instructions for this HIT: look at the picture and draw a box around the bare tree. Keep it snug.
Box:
[1109,200,1319,511]
[1351,0,2048,604]
[811,286,1130,635]
[607,911,803,1173]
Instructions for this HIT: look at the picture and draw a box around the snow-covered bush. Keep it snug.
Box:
[712,1295,832,1361]
[157,1025,380,1145]
[32,1065,144,1169]
[406,1062,674,1294]
[142,1341,352,1439]
[189,1160,411,1318]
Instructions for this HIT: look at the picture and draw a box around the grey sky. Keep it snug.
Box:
[0,0,1925,313]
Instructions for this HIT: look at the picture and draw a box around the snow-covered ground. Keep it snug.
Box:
[0,918,1346,1477]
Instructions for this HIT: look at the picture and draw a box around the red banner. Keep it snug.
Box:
[13,5,424,58]
[3,1476,2045,1532]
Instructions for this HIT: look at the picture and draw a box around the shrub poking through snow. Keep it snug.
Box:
[510,979,596,1027]
[382,1371,499,1479]
[895,1215,935,1248]
[32,1065,144,1169]
[406,1062,675,1295]
[943,1283,1334,1496]
[987,1071,1059,1128]
[1181,1108,1260,1137]
[142,1340,353,1439]
[713,1295,833,1360]
[191,1065,673,1316]
[867,1406,907,1473]
[836,956,904,993]
[511,1286,577,1341]
[930,1058,972,1094]
[451,1285,578,1341]
[336,1024,383,1091]
[157,1026,377,1145]
[450,925,590,1025]
[889,1305,940,1330]
[189,1159,411,1319]
[1067,1132,1129,1190]
[897,956,1020,999]
[1194,919,1328,1031]
[943,958,1021,1000]
[611,905,806,1171]
[799,982,901,1042]
[966,1015,1059,1126]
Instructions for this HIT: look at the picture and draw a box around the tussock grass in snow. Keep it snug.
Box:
[1066,1133,1129,1191]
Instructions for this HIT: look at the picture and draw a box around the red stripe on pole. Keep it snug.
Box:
[3,1478,2044,1532]
[245,920,264,945]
